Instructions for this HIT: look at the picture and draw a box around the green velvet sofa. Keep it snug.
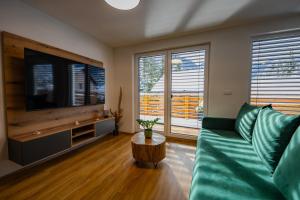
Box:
[189,117,293,200]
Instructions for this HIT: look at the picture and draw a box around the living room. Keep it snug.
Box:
[0,0,299,199]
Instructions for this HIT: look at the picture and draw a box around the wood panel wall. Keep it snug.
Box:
[2,32,104,137]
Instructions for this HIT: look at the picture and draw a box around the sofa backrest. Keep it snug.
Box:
[273,126,300,200]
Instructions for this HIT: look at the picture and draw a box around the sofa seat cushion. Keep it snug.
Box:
[189,128,283,200]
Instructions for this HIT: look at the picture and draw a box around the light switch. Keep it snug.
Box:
[224,90,232,95]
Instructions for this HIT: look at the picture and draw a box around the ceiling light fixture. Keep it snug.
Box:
[104,0,140,10]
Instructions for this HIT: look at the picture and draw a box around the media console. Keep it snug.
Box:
[8,117,115,165]
[2,32,113,167]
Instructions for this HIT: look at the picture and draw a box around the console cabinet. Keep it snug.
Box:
[9,130,71,165]
[8,118,115,166]
[96,119,115,137]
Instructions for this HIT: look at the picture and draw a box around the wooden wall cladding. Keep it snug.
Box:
[2,32,104,137]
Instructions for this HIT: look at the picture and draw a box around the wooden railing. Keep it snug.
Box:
[140,94,203,119]
[140,95,300,119]
[251,98,300,115]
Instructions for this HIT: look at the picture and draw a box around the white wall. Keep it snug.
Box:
[0,0,114,161]
[114,16,300,133]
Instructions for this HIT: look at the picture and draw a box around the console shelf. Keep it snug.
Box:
[72,129,95,139]
[8,117,115,165]
[72,132,95,146]
[71,123,96,146]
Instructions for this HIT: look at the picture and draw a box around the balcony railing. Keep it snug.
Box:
[140,93,203,120]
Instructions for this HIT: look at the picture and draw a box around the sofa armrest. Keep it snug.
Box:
[202,117,236,131]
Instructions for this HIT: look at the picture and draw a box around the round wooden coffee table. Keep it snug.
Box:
[131,132,166,168]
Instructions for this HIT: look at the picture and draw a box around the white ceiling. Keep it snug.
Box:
[23,0,300,47]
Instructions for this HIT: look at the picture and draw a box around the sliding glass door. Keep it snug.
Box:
[170,48,208,136]
[136,46,209,138]
[137,54,165,132]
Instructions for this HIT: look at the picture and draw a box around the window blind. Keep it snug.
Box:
[250,34,300,115]
[171,50,206,126]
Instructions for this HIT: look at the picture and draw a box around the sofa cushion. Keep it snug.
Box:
[273,127,300,200]
[189,128,283,200]
[235,103,269,143]
[252,108,300,173]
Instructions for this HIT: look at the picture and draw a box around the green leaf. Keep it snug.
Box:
[136,118,160,129]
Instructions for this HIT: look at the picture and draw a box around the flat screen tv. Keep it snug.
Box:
[25,48,105,111]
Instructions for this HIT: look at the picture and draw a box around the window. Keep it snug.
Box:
[250,33,300,115]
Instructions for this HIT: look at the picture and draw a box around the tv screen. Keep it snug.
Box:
[25,48,105,111]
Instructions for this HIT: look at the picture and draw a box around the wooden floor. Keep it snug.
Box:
[0,134,196,200]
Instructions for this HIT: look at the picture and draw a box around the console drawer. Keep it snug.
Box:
[95,118,115,137]
[8,130,71,165]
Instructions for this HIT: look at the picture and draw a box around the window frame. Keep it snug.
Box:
[134,44,210,139]
[134,50,168,134]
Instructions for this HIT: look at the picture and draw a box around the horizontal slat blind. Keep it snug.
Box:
[171,50,206,127]
[251,34,300,115]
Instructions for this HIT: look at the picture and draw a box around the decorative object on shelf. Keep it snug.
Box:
[94,110,102,120]
[136,118,160,138]
[110,87,123,135]
[33,130,41,135]
[103,110,109,118]
[75,120,80,126]
[103,105,109,118]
